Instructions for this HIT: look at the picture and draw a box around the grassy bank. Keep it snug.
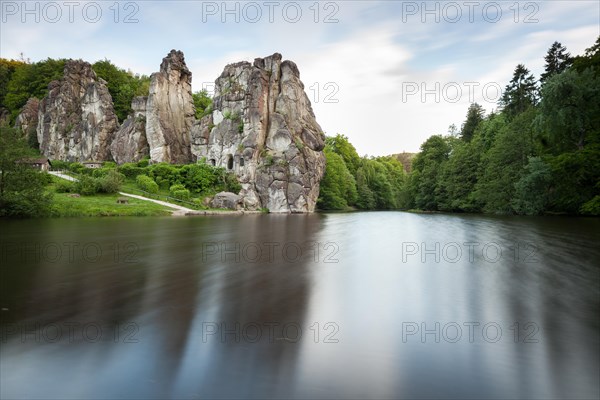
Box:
[50,191,172,217]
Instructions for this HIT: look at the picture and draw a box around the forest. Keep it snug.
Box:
[319,37,600,215]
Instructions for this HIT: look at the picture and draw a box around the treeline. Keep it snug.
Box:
[318,134,410,210]
[0,56,151,123]
[408,37,599,215]
[318,37,600,215]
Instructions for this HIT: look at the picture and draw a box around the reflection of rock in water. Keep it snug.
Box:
[185,214,324,398]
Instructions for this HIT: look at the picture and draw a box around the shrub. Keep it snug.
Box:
[55,179,74,193]
[223,172,242,193]
[137,157,150,168]
[169,184,190,201]
[51,160,70,171]
[68,162,85,175]
[102,161,117,169]
[74,175,100,196]
[118,163,147,179]
[136,174,159,193]
[99,170,125,193]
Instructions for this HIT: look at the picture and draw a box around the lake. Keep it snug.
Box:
[1,212,598,399]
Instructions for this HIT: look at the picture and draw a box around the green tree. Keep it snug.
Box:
[500,64,538,119]
[192,90,213,119]
[460,103,485,142]
[325,134,361,175]
[475,109,536,213]
[317,148,357,210]
[4,58,66,122]
[540,41,572,84]
[536,68,600,151]
[92,59,150,122]
[410,135,452,210]
[0,127,52,217]
[511,156,552,215]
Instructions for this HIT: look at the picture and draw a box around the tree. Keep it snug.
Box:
[192,90,213,119]
[474,109,536,213]
[460,103,485,142]
[317,148,357,210]
[0,127,52,217]
[499,64,537,118]
[325,134,361,175]
[410,135,452,210]
[511,156,552,215]
[3,58,66,122]
[540,41,572,84]
[572,36,600,74]
[536,68,600,151]
[92,59,150,122]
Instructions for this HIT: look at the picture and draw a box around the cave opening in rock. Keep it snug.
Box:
[209,159,216,166]
[227,155,233,170]
[239,157,245,167]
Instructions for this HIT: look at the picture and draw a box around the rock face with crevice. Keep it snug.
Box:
[191,53,326,213]
[15,97,39,137]
[36,60,119,161]
[145,50,195,163]
[110,96,149,164]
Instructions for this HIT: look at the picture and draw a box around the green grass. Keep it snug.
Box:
[46,177,172,217]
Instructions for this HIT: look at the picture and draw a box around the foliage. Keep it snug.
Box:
[98,169,125,194]
[135,174,159,194]
[92,59,150,122]
[0,127,53,217]
[460,103,484,142]
[169,184,191,201]
[3,58,66,122]
[318,149,357,210]
[192,90,213,119]
[540,41,572,84]
[511,157,553,215]
[499,64,538,119]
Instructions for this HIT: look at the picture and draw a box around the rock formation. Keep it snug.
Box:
[191,53,326,213]
[37,60,118,161]
[145,50,195,163]
[15,97,39,137]
[110,96,149,164]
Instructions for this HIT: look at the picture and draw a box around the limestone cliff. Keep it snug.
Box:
[37,60,118,161]
[191,53,326,213]
[145,50,195,163]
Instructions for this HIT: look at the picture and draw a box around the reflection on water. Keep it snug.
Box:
[0,213,598,399]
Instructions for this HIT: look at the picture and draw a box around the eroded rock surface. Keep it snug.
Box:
[110,96,149,164]
[37,60,118,161]
[145,50,195,163]
[15,97,39,137]
[191,53,326,213]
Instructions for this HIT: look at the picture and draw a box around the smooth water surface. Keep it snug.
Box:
[1,212,598,399]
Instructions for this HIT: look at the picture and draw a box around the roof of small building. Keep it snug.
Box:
[17,158,52,165]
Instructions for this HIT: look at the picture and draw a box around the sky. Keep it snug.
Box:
[1,0,598,155]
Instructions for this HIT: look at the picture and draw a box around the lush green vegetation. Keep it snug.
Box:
[0,127,53,218]
[0,57,151,124]
[1,57,66,122]
[318,37,600,216]
[192,89,213,119]
[53,158,241,210]
[318,134,409,210]
[49,182,171,217]
[92,60,151,122]
[407,38,600,215]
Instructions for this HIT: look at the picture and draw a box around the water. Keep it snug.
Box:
[1,212,598,399]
